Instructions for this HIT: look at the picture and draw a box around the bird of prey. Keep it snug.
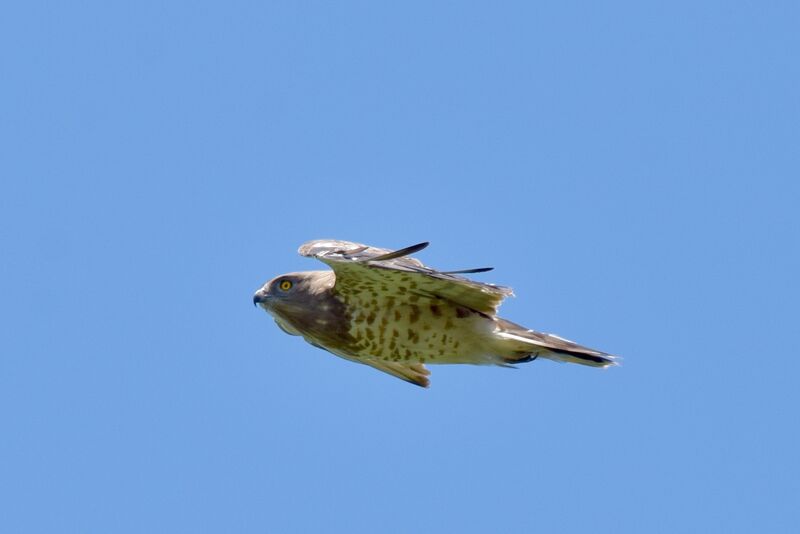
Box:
[253,240,616,387]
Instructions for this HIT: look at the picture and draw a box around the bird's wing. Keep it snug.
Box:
[361,359,431,388]
[298,239,513,315]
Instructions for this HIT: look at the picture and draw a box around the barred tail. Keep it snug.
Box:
[494,319,617,368]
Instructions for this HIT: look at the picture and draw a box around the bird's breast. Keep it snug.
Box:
[343,295,492,364]
[271,291,353,349]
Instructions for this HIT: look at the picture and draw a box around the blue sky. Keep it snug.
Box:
[1,1,798,532]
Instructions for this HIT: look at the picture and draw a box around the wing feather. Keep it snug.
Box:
[362,360,431,388]
[298,240,513,314]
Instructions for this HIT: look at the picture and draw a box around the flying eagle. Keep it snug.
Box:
[253,240,616,387]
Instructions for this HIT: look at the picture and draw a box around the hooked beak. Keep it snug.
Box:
[253,291,268,307]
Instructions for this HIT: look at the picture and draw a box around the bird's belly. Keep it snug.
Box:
[346,301,494,364]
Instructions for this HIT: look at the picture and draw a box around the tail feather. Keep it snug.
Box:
[494,319,617,368]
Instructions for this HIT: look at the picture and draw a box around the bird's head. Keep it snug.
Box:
[253,270,335,317]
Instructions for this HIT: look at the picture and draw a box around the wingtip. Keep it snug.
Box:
[365,241,430,262]
[409,377,431,388]
[441,266,494,274]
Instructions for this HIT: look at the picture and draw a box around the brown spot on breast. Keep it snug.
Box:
[394,309,401,321]
[455,306,471,318]
[409,305,420,323]
[444,319,454,330]
[406,329,419,343]
[366,312,376,325]
[430,304,441,316]
[392,328,399,338]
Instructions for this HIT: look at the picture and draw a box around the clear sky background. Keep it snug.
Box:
[2,2,798,533]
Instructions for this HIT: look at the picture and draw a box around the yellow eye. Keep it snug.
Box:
[279,280,293,291]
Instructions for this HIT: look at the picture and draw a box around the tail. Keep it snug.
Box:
[493,319,617,368]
